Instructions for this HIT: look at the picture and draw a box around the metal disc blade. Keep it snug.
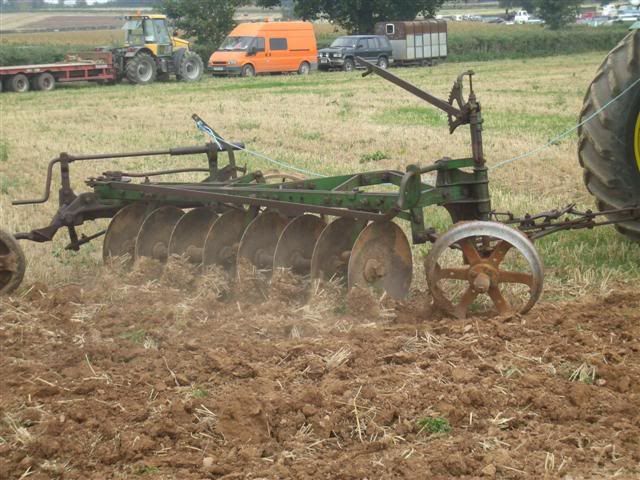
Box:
[310,217,367,282]
[237,211,290,276]
[0,228,26,295]
[273,215,326,275]
[103,203,150,265]
[202,209,252,269]
[168,207,218,263]
[135,206,184,263]
[347,221,413,300]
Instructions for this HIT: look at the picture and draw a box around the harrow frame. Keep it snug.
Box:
[2,58,638,318]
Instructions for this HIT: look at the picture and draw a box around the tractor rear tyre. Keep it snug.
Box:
[578,30,640,241]
[177,51,204,82]
[0,228,26,295]
[125,52,157,85]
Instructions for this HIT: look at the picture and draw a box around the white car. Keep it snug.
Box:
[514,10,530,24]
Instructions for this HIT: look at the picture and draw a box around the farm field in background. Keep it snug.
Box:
[1,49,639,479]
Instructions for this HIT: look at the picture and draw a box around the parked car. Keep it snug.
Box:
[318,35,393,72]
[616,8,640,22]
[514,10,530,24]
[208,21,317,77]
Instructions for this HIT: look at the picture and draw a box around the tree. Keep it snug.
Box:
[257,0,446,34]
[162,0,241,50]
[535,0,580,29]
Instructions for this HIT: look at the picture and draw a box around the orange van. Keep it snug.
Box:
[208,21,317,77]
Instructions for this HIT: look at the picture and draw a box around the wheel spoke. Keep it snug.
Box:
[498,270,534,287]
[457,238,482,264]
[453,287,478,319]
[489,240,512,265]
[488,285,512,316]
[0,252,17,273]
[435,263,469,281]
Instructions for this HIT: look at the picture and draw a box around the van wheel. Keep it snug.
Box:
[343,58,355,72]
[241,64,255,77]
[377,56,389,69]
[298,61,311,75]
[8,74,29,93]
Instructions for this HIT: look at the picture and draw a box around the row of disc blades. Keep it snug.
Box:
[102,204,413,299]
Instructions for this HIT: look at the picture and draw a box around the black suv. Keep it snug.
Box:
[318,35,393,72]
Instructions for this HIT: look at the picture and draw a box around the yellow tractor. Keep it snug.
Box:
[579,27,640,241]
[112,14,204,84]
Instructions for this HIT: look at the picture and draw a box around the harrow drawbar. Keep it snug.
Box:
[1,58,638,319]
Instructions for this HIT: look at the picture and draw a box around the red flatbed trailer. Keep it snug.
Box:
[0,52,117,93]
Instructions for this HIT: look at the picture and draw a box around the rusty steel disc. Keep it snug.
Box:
[347,221,412,299]
[135,206,184,263]
[103,203,151,265]
[310,217,367,283]
[202,209,253,269]
[237,211,290,277]
[168,207,218,264]
[273,215,326,275]
[0,228,26,295]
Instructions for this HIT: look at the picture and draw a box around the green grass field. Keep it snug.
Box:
[0,50,638,299]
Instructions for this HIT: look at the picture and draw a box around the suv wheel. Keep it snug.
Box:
[343,58,355,72]
[377,56,389,69]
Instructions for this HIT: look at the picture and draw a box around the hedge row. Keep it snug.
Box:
[0,25,631,67]
[447,25,630,62]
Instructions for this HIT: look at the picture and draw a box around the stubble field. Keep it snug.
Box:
[0,51,639,479]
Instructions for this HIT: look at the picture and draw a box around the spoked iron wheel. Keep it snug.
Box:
[0,229,26,295]
[425,221,543,319]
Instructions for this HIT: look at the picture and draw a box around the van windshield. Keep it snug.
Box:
[330,37,357,48]
[219,36,256,51]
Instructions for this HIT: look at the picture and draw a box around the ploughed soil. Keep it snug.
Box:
[1,260,639,479]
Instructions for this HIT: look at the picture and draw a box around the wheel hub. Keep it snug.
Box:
[468,263,498,293]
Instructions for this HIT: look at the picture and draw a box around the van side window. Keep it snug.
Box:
[254,37,265,52]
[367,38,377,49]
[386,24,394,35]
[269,38,288,51]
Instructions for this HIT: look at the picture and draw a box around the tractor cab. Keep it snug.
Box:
[122,15,188,57]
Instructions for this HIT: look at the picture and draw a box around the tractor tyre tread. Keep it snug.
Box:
[125,52,157,85]
[176,51,204,82]
[578,30,640,241]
